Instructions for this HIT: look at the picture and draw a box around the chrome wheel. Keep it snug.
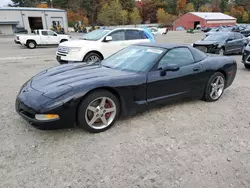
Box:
[210,76,225,100]
[87,55,100,63]
[29,42,35,48]
[85,97,116,130]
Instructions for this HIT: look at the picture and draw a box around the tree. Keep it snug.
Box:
[97,0,123,26]
[220,0,229,12]
[141,0,157,23]
[199,5,212,12]
[157,8,178,25]
[185,3,195,12]
[120,0,135,12]
[189,0,210,11]
[36,3,49,8]
[242,11,249,22]
[130,7,142,25]
[97,3,110,26]
[10,0,36,7]
[120,10,129,25]
[177,0,187,10]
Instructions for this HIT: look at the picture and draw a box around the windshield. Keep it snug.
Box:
[203,34,228,41]
[80,29,110,41]
[102,45,164,72]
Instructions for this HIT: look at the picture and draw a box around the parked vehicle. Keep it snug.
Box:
[16,43,237,133]
[193,32,247,55]
[205,27,220,36]
[240,29,250,37]
[14,27,28,34]
[242,44,250,69]
[15,29,70,49]
[201,27,211,33]
[56,28,155,64]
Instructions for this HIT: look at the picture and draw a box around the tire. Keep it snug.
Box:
[219,48,225,56]
[60,39,68,43]
[27,40,36,49]
[77,90,120,133]
[203,72,226,102]
[83,52,103,63]
[245,64,250,69]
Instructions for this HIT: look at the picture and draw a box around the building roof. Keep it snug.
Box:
[0,21,19,25]
[190,12,236,20]
[0,7,66,12]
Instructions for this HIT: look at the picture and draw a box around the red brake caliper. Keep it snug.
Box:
[105,101,112,119]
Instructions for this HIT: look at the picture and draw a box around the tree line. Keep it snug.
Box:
[10,0,250,26]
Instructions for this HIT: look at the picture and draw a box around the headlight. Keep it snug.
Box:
[69,47,81,52]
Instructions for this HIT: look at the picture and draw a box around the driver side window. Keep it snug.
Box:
[158,47,194,68]
[108,30,125,41]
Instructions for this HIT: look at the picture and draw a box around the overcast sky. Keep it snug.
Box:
[0,0,11,7]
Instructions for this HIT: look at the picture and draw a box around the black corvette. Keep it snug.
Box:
[16,43,237,133]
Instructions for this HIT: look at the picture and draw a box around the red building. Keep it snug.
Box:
[173,12,236,31]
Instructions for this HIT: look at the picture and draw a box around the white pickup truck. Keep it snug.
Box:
[14,29,70,49]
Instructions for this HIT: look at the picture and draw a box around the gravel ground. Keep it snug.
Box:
[0,31,250,188]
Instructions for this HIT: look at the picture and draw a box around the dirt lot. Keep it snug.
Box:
[0,31,250,188]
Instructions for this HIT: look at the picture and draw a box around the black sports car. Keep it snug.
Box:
[16,43,237,133]
[193,32,247,55]
[242,44,250,69]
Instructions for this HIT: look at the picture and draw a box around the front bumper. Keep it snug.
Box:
[15,98,76,130]
[193,45,220,54]
[56,51,83,64]
[14,39,21,44]
[242,48,250,64]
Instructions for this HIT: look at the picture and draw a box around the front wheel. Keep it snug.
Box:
[203,72,225,102]
[27,41,36,49]
[245,64,250,69]
[83,52,102,63]
[77,90,120,133]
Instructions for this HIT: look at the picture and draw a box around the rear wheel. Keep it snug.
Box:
[27,41,36,49]
[203,72,225,102]
[77,90,120,133]
[245,64,250,69]
[83,52,102,63]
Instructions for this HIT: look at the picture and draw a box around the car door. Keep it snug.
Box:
[47,30,60,44]
[125,29,150,45]
[234,33,245,52]
[225,33,238,53]
[101,29,126,58]
[147,47,205,105]
[40,31,49,44]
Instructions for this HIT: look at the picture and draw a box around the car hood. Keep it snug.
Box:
[194,40,221,45]
[30,63,135,99]
[59,39,96,47]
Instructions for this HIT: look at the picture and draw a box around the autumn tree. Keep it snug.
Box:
[220,0,229,12]
[157,8,177,25]
[36,3,49,8]
[121,10,129,25]
[97,0,124,26]
[120,0,135,12]
[199,5,212,12]
[185,3,195,12]
[242,11,249,22]
[130,7,142,25]
[141,0,157,23]
[177,0,187,11]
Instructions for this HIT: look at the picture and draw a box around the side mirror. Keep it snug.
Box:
[159,64,180,76]
[104,36,112,42]
[54,34,57,36]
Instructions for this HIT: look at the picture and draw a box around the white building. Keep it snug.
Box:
[0,7,68,35]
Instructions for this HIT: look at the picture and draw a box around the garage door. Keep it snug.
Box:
[0,25,13,35]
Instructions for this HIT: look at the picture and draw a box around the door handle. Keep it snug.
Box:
[193,67,200,71]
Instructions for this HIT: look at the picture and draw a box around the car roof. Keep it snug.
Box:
[134,42,190,49]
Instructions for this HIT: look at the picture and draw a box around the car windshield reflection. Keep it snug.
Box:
[101,45,164,72]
